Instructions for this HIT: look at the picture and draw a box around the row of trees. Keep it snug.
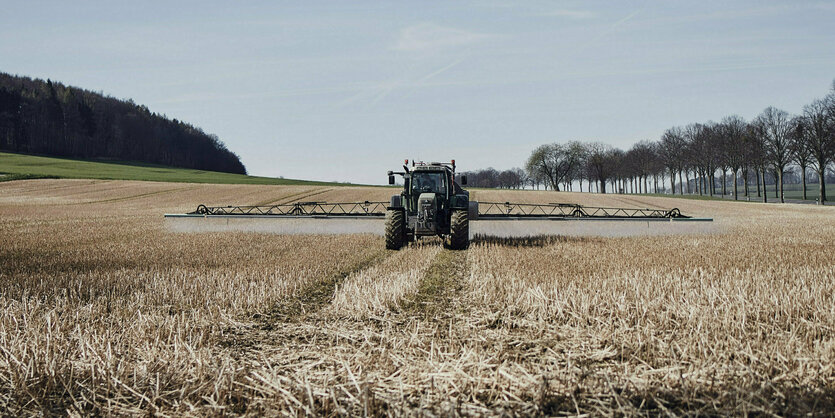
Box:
[466,81,835,204]
[458,167,528,189]
[0,73,247,174]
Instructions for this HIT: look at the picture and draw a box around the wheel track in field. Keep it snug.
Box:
[266,246,389,321]
[402,249,469,319]
[64,186,196,205]
[216,245,476,413]
[218,246,391,353]
[1,178,100,194]
[253,187,334,207]
[220,245,470,355]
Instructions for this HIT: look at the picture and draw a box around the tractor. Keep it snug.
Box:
[385,160,473,250]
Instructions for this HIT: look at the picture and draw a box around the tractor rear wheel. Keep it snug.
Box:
[445,209,469,250]
[385,209,406,250]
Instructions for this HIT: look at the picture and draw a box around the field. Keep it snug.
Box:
[0,152,351,186]
[1,179,835,415]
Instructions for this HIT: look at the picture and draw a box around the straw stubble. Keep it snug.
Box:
[1,179,833,415]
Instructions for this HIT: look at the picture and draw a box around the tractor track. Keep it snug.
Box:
[218,247,390,355]
[252,189,314,207]
[223,247,390,337]
[64,186,195,205]
[403,249,469,319]
[268,248,389,322]
[253,188,334,207]
[220,245,471,357]
[3,179,100,193]
[215,246,480,414]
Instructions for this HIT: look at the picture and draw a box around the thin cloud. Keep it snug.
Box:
[540,9,596,19]
[637,5,803,26]
[393,23,490,51]
[813,2,835,12]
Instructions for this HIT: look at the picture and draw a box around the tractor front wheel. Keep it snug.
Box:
[385,209,406,250]
[445,209,469,250]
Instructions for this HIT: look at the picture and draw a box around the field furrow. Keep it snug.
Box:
[328,243,441,319]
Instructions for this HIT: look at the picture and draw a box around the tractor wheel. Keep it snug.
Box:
[385,209,406,250]
[445,209,469,250]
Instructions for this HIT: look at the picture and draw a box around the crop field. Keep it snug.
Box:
[1,179,835,415]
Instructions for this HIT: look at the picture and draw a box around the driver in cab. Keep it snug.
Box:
[414,175,442,194]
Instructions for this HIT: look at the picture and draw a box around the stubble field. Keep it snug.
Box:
[1,179,834,415]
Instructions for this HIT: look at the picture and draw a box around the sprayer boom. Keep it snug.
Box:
[175,201,698,220]
[164,160,713,249]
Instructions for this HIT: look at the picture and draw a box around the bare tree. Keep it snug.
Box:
[720,116,748,200]
[790,116,813,200]
[684,124,712,196]
[525,145,554,189]
[586,142,618,194]
[512,167,528,189]
[704,123,723,196]
[565,141,588,192]
[478,167,500,188]
[799,95,835,204]
[647,141,665,193]
[755,107,792,203]
[628,140,658,194]
[621,147,638,193]
[497,169,515,188]
[525,143,583,191]
[747,122,769,202]
[741,123,757,198]
[659,127,686,195]
[715,125,732,197]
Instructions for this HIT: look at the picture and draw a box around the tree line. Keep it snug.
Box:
[0,73,246,174]
[462,81,835,204]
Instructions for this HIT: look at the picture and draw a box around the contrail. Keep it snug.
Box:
[369,82,398,106]
[417,57,465,84]
[342,57,466,107]
[398,57,467,101]
[581,9,641,48]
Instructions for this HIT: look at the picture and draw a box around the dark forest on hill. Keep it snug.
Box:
[0,73,246,174]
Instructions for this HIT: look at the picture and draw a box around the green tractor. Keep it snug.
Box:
[386,160,474,250]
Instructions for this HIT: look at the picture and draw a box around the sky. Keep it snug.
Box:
[2,1,835,184]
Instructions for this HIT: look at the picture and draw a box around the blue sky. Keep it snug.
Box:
[3,1,834,184]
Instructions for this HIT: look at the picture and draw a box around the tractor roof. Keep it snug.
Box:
[411,161,455,173]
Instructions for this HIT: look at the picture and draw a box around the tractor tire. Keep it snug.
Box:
[445,209,469,250]
[385,209,406,250]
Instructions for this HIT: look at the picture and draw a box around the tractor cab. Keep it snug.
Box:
[410,170,447,196]
[405,165,455,215]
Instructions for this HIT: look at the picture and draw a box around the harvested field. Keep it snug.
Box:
[1,179,834,415]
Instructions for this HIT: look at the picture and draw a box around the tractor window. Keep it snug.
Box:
[411,172,446,194]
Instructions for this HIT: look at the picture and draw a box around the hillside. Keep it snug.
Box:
[0,73,245,174]
[0,152,345,185]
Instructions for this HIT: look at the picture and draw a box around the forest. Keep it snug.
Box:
[0,73,246,174]
[464,81,835,204]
